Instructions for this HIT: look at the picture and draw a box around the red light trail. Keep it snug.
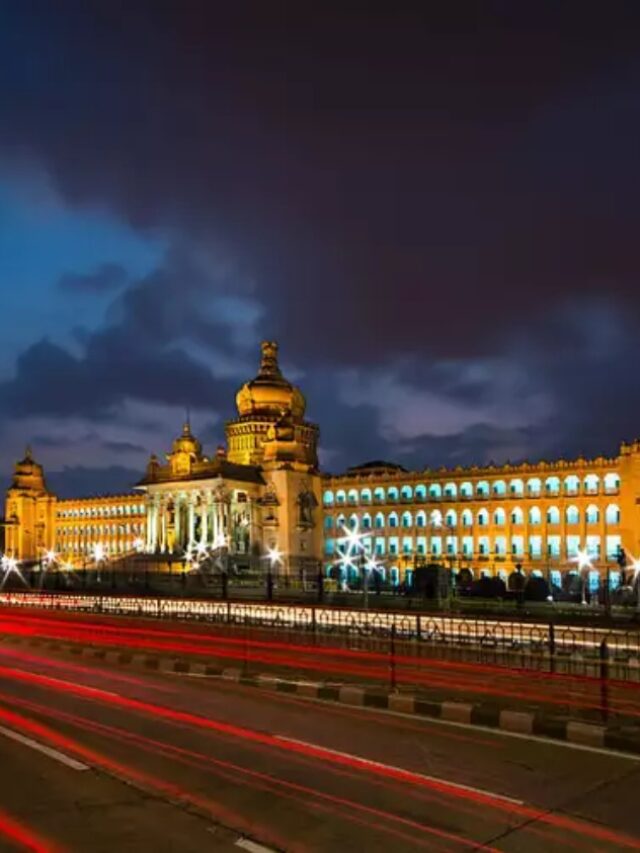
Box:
[0,663,638,849]
[0,611,636,719]
[0,807,63,853]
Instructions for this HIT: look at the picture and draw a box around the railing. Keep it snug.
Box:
[1,590,639,667]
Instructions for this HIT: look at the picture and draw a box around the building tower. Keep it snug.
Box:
[3,448,56,561]
[226,340,319,469]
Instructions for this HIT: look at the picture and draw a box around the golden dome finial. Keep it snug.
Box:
[258,341,282,380]
[234,340,306,420]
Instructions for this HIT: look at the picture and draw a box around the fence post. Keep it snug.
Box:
[311,606,317,643]
[548,619,556,674]
[600,638,609,723]
[416,613,422,642]
[243,613,250,677]
[389,624,397,692]
[222,570,228,601]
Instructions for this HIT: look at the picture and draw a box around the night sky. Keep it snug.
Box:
[1,2,640,496]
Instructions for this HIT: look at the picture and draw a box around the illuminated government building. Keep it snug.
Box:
[3,341,640,587]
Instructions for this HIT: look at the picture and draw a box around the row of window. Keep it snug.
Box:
[58,523,145,536]
[323,474,620,505]
[57,503,144,519]
[57,539,141,555]
[325,533,622,560]
[326,504,621,530]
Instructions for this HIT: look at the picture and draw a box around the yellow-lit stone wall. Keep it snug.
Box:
[54,494,146,565]
[321,450,635,584]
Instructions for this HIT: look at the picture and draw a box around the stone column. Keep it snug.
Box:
[187,494,196,549]
[159,501,166,552]
[200,492,209,547]
[174,494,182,551]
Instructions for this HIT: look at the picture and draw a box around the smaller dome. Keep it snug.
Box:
[236,341,306,419]
[172,422,202,457]
[11,447,47,492]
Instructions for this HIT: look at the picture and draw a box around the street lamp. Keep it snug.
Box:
[264,546,282,601]
[92,542,106,583]
[627,555,640,614]
[0,555,25,589]
[571,548,593,605]
[338,521,368,606]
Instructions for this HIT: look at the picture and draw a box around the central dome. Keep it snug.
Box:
[236,341,306,419]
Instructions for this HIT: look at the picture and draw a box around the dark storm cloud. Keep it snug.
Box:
[0,248,247,419]
[3,2,640,361]
[2,2,640,483]
[57,262,129,293]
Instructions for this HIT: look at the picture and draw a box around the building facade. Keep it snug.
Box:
[3,341,323,573]
[4,340,640,586]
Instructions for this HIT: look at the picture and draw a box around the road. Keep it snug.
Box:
[0,641,638,850]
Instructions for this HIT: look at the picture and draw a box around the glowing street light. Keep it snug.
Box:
[626,554,640,612]
[0,555,26,589]
[571,548,593,604]
[338,520,372,606]
[43,549,57,566]
[266,546,282,567]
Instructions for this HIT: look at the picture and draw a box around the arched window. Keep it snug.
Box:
[388,512,399,528]
[374,512,385,529]
[336,490,346,505]
[509,479,524,496]
[461,509,473,527]
[492,480,506,496]
[429,509,443,527]
[495,536,507,556]
[360,488,372,503]
[374,486,385,502]
[476,481,490,497]
[401,511,412,528]
[493,507,506,526]
[387,486,399,502]
[414,484,426,502]
[564,475,579,495]
[347,488,359,505]
[566,505,579,525]
[348,513,358,529]
[511,535,524,555]
[323,490,334,506]
[478,535,490,555]
[415,510,426,527]
[605,504,620,525]
[400,485,413,500]
[429,484,442,499]
[477,509,489,526]
[336,513,346,530]
[529,506,541,525]
[586,504,599,524]
[445,509,457,526]
[547,506,560,524]
[362,513,372,529]
[584,474,599,495]
[545,477,560,495]
[604,473,620,494]
[444,482,457,498]
[511,507,524,524]
[527,478,541,496]
[460,481,473,498]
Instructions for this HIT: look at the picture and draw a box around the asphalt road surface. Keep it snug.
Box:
[0,642,638,852]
